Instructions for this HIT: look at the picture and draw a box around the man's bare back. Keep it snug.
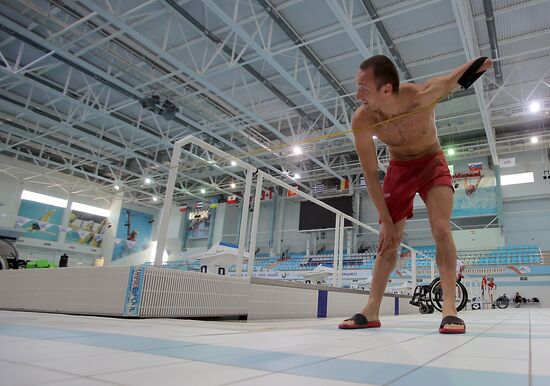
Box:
[355,83,441,160]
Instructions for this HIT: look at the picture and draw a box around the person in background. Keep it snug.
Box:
[514,292,522,308]
[487,277,497,304]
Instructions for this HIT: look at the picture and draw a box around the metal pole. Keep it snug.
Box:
[248,174,263,278]
[332,213,341,287]
[338,215,345,287]
[236,168,253,276]
[154,143,182,266]
[411,249,417,289]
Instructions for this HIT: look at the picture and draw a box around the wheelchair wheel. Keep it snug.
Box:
[428,277,468,312]
[428,305,435,314]
[419,304,430,314]
[496,297,509,309]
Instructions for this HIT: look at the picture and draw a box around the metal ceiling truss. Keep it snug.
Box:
[3,6,320,199]
[0,0,549,204]
[80,0,345,183]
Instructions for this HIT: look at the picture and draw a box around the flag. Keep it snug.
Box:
[359,176,366,187]
[179,205,188,212]
[312,184,325,194]
[15,216,30,227]
[468,162,482,171]
[227,195,238,204]
[261,189,273,200]
[339,179,349,190]
[77,230,89,238]
[38,221,52,230]
[209,203,218,209]
[287,187,298,197]
[194,201,203,209]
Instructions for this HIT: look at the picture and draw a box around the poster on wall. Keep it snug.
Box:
[187,209,211,239]
[452,186,497,218]
[65,210,108,247]
[15,200,63,241]
[112,208,153,261]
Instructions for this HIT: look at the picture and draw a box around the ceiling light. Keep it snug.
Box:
[114,185,120,191]
[372,135,377,139]
[447,148,455,156]
[293,173,301,179]
[529,101,541,113]
[230,160,237,166]
[144,177,152,185]
[230,183,236,189]
[531,136,539,144]
[152,196,158,202]
[292,146,303,155]
[200,188,206,194]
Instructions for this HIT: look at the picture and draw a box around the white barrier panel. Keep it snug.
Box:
[0,266,130,316]
[0,267,418,319]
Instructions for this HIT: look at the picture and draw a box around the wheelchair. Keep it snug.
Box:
[410,277,468,314]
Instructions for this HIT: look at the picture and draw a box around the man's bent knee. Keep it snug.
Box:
[431,222,453,243]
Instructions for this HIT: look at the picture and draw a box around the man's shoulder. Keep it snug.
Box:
[353,106,376,124]
[400,83,425,101]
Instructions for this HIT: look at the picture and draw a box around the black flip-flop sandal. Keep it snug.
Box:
[338,313,382,329]
[439,315,466,334]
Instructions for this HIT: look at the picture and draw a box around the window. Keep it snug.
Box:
[501,172,534,186]
[71,202,110,217]
[21,190,67,208]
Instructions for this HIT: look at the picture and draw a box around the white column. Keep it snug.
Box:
[247,174,263,278]
[102,192,123,265]
[236,168,253,276]
[59,193,73,245]
[155,144,182,266]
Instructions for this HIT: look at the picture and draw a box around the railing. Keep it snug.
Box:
[155,135,430,287]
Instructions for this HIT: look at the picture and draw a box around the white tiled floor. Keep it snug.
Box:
[1,308,549,386]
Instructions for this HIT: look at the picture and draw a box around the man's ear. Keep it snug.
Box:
[383,83,393,95]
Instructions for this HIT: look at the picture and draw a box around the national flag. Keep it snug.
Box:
[179,205,188,212]
[468,162,482,171]
[287,187,298,197]
[312,184,325,194]
[227,195,238,204]
[339,179,349,190]
[194,201,204,209]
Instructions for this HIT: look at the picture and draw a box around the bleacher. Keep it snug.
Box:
[413,244,542,266]
[157,244,541,273]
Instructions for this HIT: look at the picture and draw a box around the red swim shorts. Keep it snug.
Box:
[380,151,453,224]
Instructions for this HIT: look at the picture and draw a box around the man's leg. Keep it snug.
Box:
[424,185,463,330]
[340,218,406,326]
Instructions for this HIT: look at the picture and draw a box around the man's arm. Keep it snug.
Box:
[352,109,392,225]
[415,57,493,107]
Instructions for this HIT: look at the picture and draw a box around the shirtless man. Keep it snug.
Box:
[339,55,492,334]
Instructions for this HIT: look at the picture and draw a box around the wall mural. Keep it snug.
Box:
[112,208,153,261]
[15,200,63,241]
[65,210,108,247]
